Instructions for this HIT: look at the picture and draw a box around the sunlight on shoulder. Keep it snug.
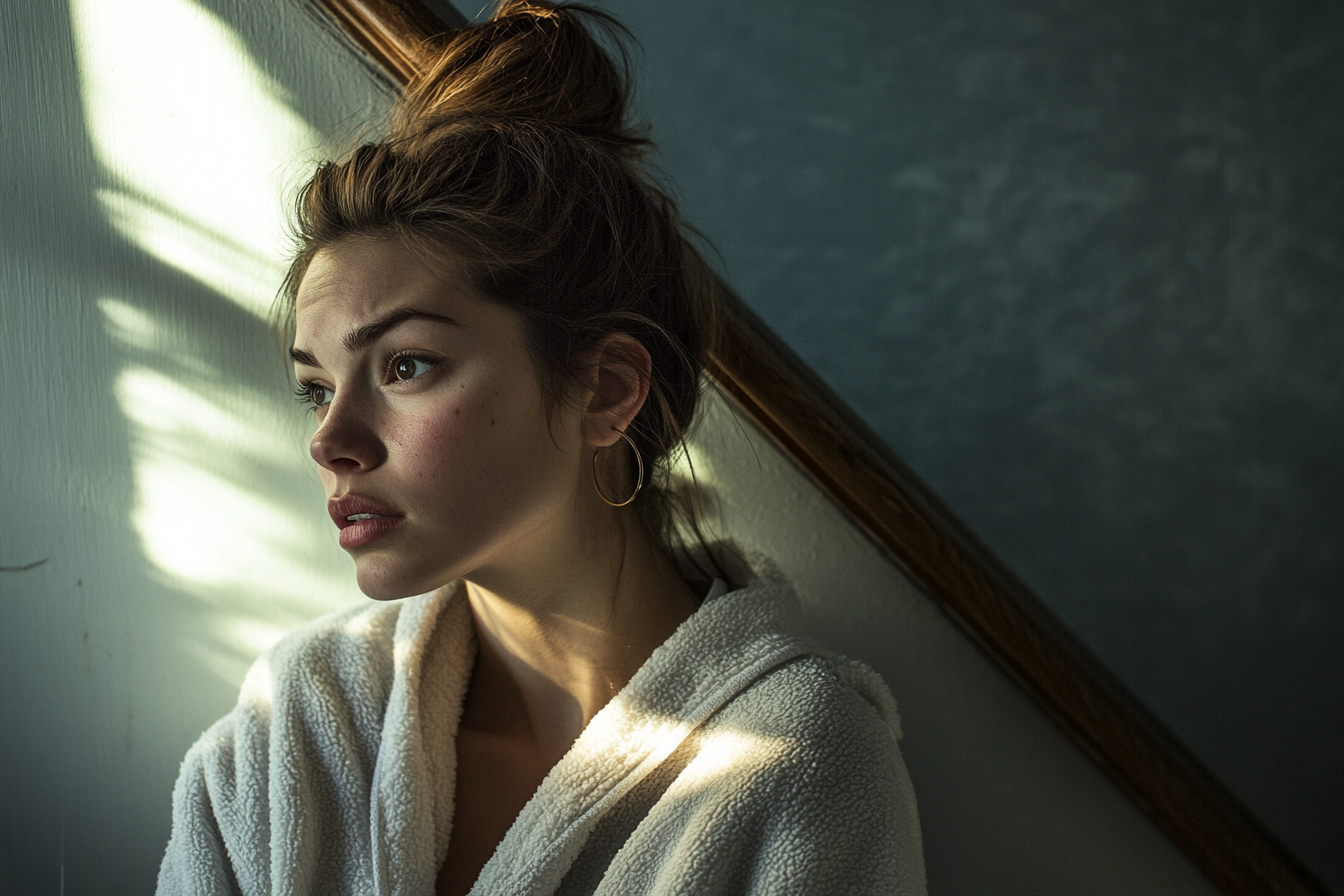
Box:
[239,652,276,711]
[678,728,789,786]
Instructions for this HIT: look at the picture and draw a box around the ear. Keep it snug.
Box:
[582,333,652,448]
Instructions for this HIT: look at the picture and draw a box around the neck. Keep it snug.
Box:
[459,508,700,760]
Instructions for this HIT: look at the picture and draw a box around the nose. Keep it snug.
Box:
[309,395,386,474]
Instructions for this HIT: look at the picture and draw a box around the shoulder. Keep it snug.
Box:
[675,558,907,779]
[716,650,904,771]
[178,597,408,778]
[658,644,915,827]
[729,653,925,891]
[160,599,417,891]
[762,653,921,853]
[614,652,926,894]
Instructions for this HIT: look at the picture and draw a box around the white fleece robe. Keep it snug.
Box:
[157,561,926,896]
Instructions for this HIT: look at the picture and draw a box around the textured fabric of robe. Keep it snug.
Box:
[156,558,926,895]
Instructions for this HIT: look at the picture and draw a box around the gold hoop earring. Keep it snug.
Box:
[593,430,644,507]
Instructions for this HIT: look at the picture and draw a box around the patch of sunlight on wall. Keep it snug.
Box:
[667,400,736,543]
[70,0,322,319]
[68,0,377,688]
[100,297,362,685]
[115,363,330,596]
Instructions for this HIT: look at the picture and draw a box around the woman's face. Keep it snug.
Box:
[292,237,588,600]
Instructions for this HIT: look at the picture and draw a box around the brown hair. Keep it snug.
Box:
[279,0,721,559]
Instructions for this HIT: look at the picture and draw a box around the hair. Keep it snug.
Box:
[278,0,722,563]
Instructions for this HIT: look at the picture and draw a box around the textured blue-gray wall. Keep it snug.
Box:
[602,0,1343,889]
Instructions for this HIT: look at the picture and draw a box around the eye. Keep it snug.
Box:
[389,354,435,383]
[294,381,333,411]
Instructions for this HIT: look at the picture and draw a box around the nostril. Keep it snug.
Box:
[309,413,383,473]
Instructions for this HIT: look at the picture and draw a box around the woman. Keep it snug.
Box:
[157,3,924,894]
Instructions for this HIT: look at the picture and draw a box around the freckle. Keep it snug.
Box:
[454,408,460,416]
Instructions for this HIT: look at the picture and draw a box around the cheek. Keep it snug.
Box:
[391,387,522,488]
[394,399,475,480]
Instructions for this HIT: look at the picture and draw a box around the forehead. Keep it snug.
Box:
[295,238,477,334]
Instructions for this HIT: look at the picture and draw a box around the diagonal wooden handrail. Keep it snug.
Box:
[307,3,1331,893]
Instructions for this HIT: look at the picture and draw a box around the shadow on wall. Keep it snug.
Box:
[0,0,389,891]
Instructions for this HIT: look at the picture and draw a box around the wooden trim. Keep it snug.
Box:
[307,3,1331,893]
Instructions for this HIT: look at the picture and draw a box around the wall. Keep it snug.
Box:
[0,0,1312,892]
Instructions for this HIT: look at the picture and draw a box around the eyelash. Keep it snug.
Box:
[293,381,331,413]
[292,352,439,414]
[384,351,438,384]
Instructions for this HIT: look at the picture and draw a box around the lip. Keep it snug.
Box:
[327,494,405,549]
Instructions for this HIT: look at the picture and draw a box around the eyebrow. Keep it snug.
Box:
[289,308,460,368]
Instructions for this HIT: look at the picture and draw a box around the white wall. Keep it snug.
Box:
[0,0,1217,893]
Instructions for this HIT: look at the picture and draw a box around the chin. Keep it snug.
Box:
[353,555,452,602]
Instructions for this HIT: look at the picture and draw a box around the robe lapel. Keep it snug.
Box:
[371,585,477,896]
[469,577,810,896]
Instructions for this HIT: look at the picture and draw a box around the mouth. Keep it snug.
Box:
[328,495,405,549]
[344,512,382,523]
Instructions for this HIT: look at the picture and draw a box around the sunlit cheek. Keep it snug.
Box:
[383,396,474,486]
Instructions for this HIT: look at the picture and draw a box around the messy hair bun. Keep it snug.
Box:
[392,1,647,156]
[283,0,721,554]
